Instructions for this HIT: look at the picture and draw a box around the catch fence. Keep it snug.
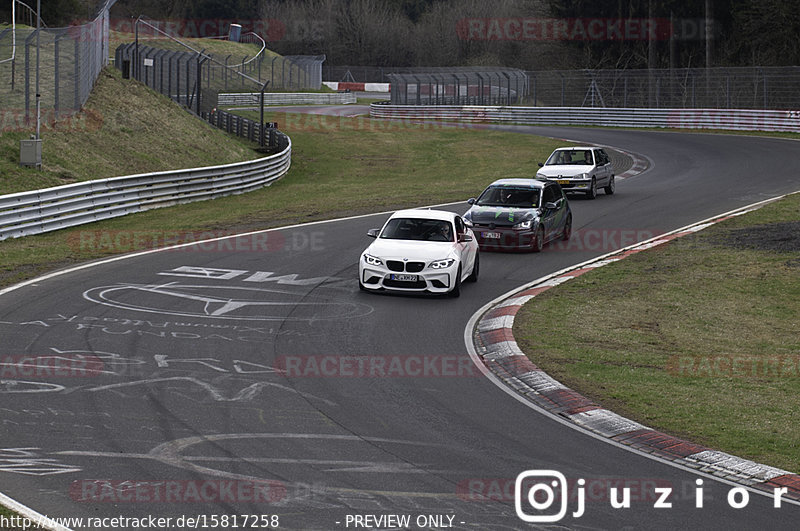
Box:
[0,6,110,123]
[327,64,800,109]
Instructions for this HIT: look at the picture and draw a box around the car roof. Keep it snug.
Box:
[552,146,599,151]
[485,178,547,189]
[389,208,458,222]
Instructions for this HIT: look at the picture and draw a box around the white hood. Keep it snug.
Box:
[537,164,593,178]
[364,239,456,261]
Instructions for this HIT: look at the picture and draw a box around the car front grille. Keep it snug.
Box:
[405,262,425,273]
[386,260,405,272]
[473,222,514,229]
[386,260,425,273]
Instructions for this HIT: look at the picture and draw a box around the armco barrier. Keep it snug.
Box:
[369,104,800,132]
[0,135,291,241]
[323,82,391,93]
[218,92,357,107]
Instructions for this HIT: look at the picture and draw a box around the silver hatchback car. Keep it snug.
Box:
[536,147,615,199]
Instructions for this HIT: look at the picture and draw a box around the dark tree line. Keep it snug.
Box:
[4,0,799,68]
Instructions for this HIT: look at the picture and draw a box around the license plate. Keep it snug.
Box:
[390,274,418,282]
[557,179,571,185]
[482,232,501,239]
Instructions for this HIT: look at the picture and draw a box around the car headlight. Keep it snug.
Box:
[512,220,533,230]
[577,172,589,179]
[363,254,382,266]
[429,258,456,269]
[463,215,473,227]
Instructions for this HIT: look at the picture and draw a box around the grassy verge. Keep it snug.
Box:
[0,105,565,287]
[110,32,275,60]
[514,192,800,472]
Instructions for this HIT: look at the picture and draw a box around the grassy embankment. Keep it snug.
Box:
[514,192,800,472]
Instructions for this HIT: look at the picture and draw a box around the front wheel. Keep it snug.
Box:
[604,175,615,195]
[532,226,545,253]
[449,266,462,297]
[586,177,597,199]
[467,253,479,282]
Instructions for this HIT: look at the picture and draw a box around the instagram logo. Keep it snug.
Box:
[515,470,569,523]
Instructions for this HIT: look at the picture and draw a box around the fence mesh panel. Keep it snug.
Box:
[1,11,109,125]
[325,64,800,109]
[525,67,800,109]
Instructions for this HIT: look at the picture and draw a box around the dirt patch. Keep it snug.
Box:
[714,222,800,253]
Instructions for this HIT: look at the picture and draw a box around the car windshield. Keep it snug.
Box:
[545,150,594,165]
[475,186,540,208]
[380,218,454,242]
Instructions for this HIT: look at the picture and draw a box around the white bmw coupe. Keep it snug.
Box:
[359,209,479,297]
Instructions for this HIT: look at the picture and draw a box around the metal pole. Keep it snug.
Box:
[260,81,269,148]
[35,0,41,140]
[134,17,139,80]
[54,34,60,118]
[10,0,15,91]
[196,52,207,115]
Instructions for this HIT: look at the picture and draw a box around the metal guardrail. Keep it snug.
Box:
[201,109,283,146]
[369,104,800,133]
[0,134,291,240]
[218,92,357,107]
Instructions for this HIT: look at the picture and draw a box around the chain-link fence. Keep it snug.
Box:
[327,64,800,109]
[115,42,301,149]
[388,68,528,106]
[0,9,110,124]
[524,67,800,109]
[114,41,324,110]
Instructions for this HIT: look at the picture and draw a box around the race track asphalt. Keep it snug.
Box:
[1,124,799,530]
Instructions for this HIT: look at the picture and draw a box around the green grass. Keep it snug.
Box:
[513,192,800,472]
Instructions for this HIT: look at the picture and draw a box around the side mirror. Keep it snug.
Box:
[459,233,474,243]
[367,228,380,238]
[467,198,476,205]
[544,202,558,210]
[538,162,544,167]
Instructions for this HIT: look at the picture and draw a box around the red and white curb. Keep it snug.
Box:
[612,146,651,180]
[468,192,800,500]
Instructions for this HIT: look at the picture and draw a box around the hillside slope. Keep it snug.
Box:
[0,66,259,195]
